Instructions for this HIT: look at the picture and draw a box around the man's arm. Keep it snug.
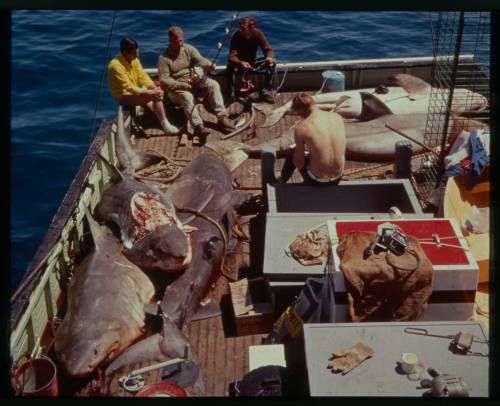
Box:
[188,44,212,70]
[108,62,142,95]
[255,29,275,63]
[228,34,243,65]
[293,128,306,170]
[158,55,185,91]
[135,59,155,89]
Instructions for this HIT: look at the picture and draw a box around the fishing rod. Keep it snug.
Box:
[90,10,117,144]
[188,11,240,120]
[202,11,240,82]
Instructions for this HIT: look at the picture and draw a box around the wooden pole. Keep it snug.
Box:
[385,124,438,156]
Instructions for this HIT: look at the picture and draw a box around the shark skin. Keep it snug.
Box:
[54,208,155,379]
[258,73,487,128]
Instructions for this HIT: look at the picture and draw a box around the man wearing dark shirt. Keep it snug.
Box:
[227,16,276,103]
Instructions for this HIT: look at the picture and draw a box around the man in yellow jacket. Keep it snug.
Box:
[108,37,179,135]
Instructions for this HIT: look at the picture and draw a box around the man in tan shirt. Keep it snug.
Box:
[280,93,346,186]
[158,26,235,139]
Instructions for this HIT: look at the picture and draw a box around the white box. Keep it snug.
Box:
[249,344,286,371]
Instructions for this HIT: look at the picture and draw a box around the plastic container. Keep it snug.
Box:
[13,356,59,397]
[321,70,345,93]
[463,205,489,234]
[135,382,187,397]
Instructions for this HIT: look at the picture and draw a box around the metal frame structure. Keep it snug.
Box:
[417,11,490,202]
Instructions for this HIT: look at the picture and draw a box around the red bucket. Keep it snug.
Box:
[14,356,59,397]
[135,382,187,397]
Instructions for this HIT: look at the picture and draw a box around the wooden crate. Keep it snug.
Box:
[229,278,275,337]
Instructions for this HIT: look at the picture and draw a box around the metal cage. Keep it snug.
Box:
[415,11,490,204]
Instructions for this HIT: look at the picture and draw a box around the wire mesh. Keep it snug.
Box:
[415,11,490,204]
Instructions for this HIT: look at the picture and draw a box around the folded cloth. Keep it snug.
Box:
[328,342,374,375]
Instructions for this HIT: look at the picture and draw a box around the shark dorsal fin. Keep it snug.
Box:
[98,153,124,183]
[358,92,394,122]
[84,207,105,250]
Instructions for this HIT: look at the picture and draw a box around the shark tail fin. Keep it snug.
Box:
[204,140,250,172]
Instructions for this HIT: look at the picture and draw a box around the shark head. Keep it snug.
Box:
[123,223,193,272]
[54,311,125,378]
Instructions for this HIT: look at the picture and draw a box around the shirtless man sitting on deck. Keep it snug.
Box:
[280,93,346,186]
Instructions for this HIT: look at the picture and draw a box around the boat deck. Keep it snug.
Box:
[70,90,488,396]
[89,91,369,396]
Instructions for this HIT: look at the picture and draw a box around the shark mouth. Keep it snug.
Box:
[131,192,181,244]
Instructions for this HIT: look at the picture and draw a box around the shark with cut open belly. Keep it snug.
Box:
[97,106,215,272]
[255,73,487,128]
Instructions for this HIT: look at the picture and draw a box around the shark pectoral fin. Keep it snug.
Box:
[170,179,215,224]
[135,150,165,172]
[192,302,222,322]
[104,333,164,376]
[168,179,215,210]
[260,106,287,128]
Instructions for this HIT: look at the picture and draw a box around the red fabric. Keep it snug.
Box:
[459,158,471,169]
[335,219,468,266]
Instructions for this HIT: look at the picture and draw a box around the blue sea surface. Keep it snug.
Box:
[9,10,488,291]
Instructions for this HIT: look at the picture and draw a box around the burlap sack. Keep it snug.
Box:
[337,230,433,322]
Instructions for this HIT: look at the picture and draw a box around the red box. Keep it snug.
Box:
[327,218,479,321]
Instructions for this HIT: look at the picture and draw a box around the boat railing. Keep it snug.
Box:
[145,55,475,91]
[10,114,129,366]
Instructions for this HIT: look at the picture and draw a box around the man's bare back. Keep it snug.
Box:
[293,107,346,179]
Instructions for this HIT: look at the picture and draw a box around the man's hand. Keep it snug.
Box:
[240,61,251,71]
[177,82,192,91]
[207,63,216,72]
[147,87,164,101]
[265,57,275,66]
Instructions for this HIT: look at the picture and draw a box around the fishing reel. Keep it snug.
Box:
[189,65,205,87]
[364,222,409,259]
[420,368,469,397]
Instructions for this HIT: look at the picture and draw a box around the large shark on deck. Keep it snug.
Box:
[207,111,433,166]
[104,154,249,395]
[97,106,214,272]
[207,74,488,167]
[54,208,155,378]
[256,73,487,128]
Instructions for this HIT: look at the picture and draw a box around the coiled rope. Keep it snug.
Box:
[89,10,117,143]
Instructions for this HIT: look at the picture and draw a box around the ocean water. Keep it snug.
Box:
[9,10,486,291]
